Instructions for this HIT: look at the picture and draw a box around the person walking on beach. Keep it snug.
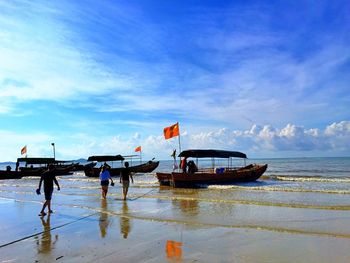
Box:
[120,162,133,200]
[37,164,60,216]
[100,164,114,199]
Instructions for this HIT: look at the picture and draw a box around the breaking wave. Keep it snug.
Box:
[266,174,350,183]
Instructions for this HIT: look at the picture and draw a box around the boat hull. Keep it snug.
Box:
[84,161,159,177]
[0,170,23,180]
[156,164,268,188]
[19,166,74,177]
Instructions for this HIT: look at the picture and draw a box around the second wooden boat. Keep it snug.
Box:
[83,155,159,177]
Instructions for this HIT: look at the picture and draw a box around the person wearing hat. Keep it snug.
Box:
[100,164,114,199]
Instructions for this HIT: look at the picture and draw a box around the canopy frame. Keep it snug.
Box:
[178,149,247,159]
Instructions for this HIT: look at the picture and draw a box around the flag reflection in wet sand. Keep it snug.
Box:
[166,240,182,261]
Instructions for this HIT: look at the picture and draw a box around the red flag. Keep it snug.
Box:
[135,146,141,152]
[163,122,180,140]
[21,145,27,155]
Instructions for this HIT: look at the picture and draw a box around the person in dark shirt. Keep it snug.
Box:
[119,162,133,201]
[187,160,198,174]
[37,165,60,216]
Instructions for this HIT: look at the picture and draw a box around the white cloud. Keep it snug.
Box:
[0,130,52,161]
[2,121,349,162]
[0,1,349,134]
[81,120,350,159]
[0,1,140,112]
[325,121,350,136]
[133,133,141,140]
[324,121,350,150]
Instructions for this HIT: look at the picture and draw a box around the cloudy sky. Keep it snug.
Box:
[0,0,349,161]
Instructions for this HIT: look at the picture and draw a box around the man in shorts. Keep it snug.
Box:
[37,164,60,216]
[119,162,133,200]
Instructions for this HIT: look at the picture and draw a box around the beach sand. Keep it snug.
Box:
[1,175,350,262]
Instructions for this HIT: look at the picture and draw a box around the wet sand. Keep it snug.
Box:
[1,175,350,262]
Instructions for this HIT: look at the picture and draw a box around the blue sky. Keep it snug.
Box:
[0,0,349,161]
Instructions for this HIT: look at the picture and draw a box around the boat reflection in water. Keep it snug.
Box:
[99,199,110,238]
[120,202,131,239]
[36,214,58,254]
[166,240,183,261]
[178,199,199,216]
[170,189,199,217]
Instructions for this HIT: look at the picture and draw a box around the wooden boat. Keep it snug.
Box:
[0,168,23,180]
[74,162,96,171]
[84,155,159,177]
[156,149,268,188]
[16,157,74,176]
[54,160,86,172]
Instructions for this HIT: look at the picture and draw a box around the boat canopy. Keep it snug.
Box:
[54,160,76,164]
[87,155,124,162]
[178,149,247,159]
[123,155,139,158]
[17,157,55,164]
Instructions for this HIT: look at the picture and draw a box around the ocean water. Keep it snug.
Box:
[2,157,350,189]
[2,157,349,202]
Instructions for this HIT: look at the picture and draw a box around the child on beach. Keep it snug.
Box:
[100,164,114,199]
[37,165,60,216]
[119,162,133,200]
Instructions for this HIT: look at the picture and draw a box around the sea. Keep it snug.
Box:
[1,157,350,199]
[0,157,350,190]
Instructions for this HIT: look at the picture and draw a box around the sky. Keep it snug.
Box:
[0,0,349,161]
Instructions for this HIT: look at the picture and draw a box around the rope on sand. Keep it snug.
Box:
[0,212,98,249]
[129,188,156,201]
[0,189,155,248]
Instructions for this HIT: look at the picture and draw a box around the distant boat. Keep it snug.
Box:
[83,155,159,177]
[156,149,268,188]
[16,157,74,176]
[0,167,23,180]
[53,159,87,171]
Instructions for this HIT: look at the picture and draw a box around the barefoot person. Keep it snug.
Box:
[37,164,60,216]
[100,164,114,199]
[119,162,133,200]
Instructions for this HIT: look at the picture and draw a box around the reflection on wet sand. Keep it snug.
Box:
[166,240,182,261]
[36,214,58,254]
[120,201,131,239]
[172,189,199,216]
[178,199,199,216]
[99,199,109,238]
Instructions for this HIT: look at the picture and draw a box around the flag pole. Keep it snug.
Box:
[178,133,181,155]
[177,122,182,172]
[178,122,182,154]
[140,149,142,164]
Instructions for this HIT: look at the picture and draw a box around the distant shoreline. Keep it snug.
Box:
[1,156,350,164]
